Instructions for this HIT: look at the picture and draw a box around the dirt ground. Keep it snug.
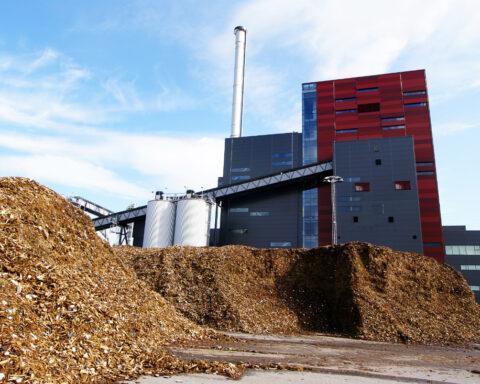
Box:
[130,332,480,383]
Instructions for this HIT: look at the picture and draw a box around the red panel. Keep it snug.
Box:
[313,70,444,262]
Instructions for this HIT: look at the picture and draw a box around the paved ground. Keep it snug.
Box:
[130,333,480,383]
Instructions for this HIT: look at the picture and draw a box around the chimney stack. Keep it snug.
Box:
[230,26,247,138]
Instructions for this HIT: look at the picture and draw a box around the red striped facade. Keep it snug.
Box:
[313,69,444,262]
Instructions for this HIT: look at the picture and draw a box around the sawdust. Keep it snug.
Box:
[118,244,480,345]
[0,178,243,383]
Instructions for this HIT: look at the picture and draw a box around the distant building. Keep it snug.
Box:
[443,226,480,303]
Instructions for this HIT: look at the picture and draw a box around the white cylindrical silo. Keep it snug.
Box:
[143,199,176,248]
[174,198,211,246]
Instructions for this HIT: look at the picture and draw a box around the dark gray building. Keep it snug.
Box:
[334,137,424,253]
[219,132,303,247]
[443,226,480,302]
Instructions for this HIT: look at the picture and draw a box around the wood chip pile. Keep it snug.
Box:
[118,243,480,345]
[0,178,243,383]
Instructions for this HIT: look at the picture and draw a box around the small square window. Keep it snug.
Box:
[353,216,359,223]
[354,182,370,192]
[394,181,411,190]
[388,216,394,223]
[412,235,417,239]
[375,159,382,166]
[373,144,380,152]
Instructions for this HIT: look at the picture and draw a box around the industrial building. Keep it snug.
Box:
[300,70,444,262]
[79,26,480,304]
[443,226,480,302]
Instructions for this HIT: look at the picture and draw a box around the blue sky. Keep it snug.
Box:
[0,0,479,229]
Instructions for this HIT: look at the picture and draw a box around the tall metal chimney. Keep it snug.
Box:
[230,26,247,138]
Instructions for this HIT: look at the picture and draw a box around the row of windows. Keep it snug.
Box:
[445,245,480,255]
[231,167,250,173]
[272,160,293,167]
[335,89,425,102]
[331,88,425,105]
[231,175,250,181]
[416,162,434,167]
[354,181,411,192]
[382,116,404,122]
[417,171,435,176]
[228,208,270,217]
[383,125,405,130]
[460,265,480,271]
[336,129,358,134]
[272,153,292,159]
[403,90,426,96]
[470,286,480,292]
[335,125,406,134]
[270,242,292,247]
[336,102,427,115]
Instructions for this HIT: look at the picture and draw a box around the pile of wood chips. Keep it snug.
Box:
[0,178,244,383]
[118,243,480,345]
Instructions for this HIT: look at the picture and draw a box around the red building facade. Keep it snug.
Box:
[308,69,444,262]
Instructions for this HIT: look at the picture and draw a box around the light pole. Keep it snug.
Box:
[323,175,343,246]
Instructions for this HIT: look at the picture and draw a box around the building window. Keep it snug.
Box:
[353,216,359,223]
[358,103,380,113]
[231,175,251,181]
[336,97,356,103]
[417,171,434,176]
[345,177,361,182]
[354,182,370,192]
[229,207,249,213]
[336,129,358,134]
[394,181,411,190]
[416,162,434,167]
[383,125,406,130]
[250,211,270,217]
[412,235,417,239]
[272,160,293,167]
[382,116,404,122]
[272,153,292,159]
[460,265,480,271]
[446,245,480,255]
[388,216,394,223]
[470,286,480,292]
[231,167,250,172]
[373,144,380,152]
[403,90,426,96]
[338,196,361,202]
[357,87,378,93]
[336,109,356,115]
[229,229,248,234]
[302,83,316,92]
[270,241,292,247]
[375,159,382,166]
[405,102,427,108]
[338,206,362,213]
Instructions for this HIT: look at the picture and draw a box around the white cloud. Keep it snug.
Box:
[0,154,148,199]
[27,48,59,73]
[0,130,225,197]
[433,122,480,136]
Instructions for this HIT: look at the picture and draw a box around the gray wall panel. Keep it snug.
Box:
[220,133,302,248]
[334,137,424,254]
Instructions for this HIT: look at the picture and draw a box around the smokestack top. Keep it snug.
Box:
[234,26,247,33]
[231,25,247,138]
